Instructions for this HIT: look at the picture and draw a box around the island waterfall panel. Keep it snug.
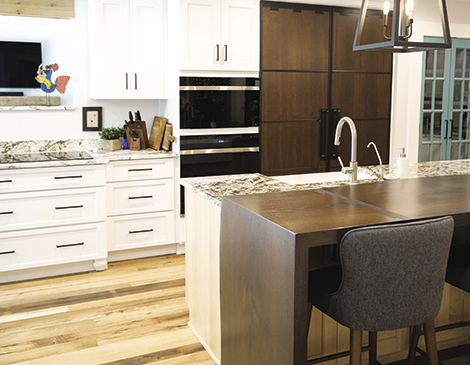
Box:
[260,2,392,176]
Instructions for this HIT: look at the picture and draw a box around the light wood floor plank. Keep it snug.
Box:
[0,254,216,365]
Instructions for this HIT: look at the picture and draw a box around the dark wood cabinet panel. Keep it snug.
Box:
[333,10,392,72]
[262,6,330,71]
[261,121,324,175]
[331,73,392,119]
[262,72,329,122]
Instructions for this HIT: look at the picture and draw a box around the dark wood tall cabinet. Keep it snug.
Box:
[260,2,392,176]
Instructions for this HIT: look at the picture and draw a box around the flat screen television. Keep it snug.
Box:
[0,41,42,88]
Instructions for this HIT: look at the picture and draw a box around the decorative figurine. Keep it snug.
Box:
[35,63,70,105]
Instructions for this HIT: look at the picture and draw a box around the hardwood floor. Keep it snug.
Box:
[0,254,216,365]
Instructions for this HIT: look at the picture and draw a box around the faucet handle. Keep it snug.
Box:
[337,156,353,175]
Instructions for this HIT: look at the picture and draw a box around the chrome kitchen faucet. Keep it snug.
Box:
[334,116,358,184]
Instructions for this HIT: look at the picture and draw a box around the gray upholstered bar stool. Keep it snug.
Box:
[307,216,454,365]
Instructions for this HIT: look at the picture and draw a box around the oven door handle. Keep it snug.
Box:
[180,147,259,155]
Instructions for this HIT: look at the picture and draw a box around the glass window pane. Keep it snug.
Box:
[433,113,442,141]
[455,49,464,78]
[421,144,430,162]
[454,81,462,109]
[452,112,460,140]
[461,142,469,159]
[424,80,433,110]
[466,49,470,78]
[462,111,470,140]
[435,80,444,109]
[465,81,470,109]
[451,143,459,160]
[425,51,435,78]
[436,49,445,78]
[422,112,432,142]
[432,144,442,161]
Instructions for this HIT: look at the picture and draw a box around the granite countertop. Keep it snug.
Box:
[181,160,470,207]
[0,139,176,170]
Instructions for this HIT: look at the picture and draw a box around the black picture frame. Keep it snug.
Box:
[82,106,103,131]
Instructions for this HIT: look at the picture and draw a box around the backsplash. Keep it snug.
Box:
[0,139,102,154]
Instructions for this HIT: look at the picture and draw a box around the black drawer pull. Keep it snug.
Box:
[0,180,12,183]
[54,175,83,180]
[128,195,153,200]
[56,242,85,249]
[128,168,153,172]
[0,211,13,215]
[55,205,84,210]
[129,229,154,234]
[0,250,15,255]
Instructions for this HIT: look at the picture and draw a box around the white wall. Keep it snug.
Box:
[389,0,470,163]
[0,0,171,142]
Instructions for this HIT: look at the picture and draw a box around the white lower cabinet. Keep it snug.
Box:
[105,158,176,260]
[0,165,107,283]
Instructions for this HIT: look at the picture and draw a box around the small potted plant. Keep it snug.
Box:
[99,126,126,151]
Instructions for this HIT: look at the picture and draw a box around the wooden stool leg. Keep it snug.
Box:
[407,324,422,365]
[369,331,377,365]
[350,329,363,365]
[423,320,439,365]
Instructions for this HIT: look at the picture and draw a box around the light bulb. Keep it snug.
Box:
[383,1,390,15]
[406,0,414,17]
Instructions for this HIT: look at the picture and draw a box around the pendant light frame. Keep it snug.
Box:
[353,0,452,52]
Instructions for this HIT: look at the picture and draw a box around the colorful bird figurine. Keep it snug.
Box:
[35,63,70,94]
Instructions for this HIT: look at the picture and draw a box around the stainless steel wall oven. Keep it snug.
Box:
[179,77,261,213]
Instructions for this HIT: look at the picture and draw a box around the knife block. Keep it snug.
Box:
[125,121,149,150]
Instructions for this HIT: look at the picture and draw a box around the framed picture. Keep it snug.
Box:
[82,106,102,131]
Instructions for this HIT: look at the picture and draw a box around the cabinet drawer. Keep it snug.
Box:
[107,211,175,251]
[0,222,106,272]
[106,159,174,182]
[0,165,105,194]
[0,187,106,232]
[106,180,174,216]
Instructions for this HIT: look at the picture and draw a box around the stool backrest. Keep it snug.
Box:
[336,216,454,332]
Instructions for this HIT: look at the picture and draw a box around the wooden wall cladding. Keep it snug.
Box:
[261,121,324,175]
[0,0,75,19]
[262,72,328,122]
[262,6,329,71]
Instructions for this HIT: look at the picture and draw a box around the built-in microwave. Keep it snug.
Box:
[179,77,260,129]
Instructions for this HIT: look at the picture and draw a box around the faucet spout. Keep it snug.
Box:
[334,117,358,184]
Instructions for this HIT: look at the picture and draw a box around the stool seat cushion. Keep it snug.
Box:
[308,217,454,332]
[446,244,470,293]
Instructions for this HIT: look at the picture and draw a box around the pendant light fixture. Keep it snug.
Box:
[353,0,451,52]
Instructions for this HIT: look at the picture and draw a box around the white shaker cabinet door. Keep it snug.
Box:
[220,0,259,72]
[180,0,221,71]
[129,0,166,99]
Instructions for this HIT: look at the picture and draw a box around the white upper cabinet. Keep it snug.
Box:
[88,0,167,99]
[180,0,260,73]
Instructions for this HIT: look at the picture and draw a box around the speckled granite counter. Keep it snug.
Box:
[181,160,470,207]
[0,139,176,170]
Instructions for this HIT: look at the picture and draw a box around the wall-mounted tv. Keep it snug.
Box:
[0,41,42,88]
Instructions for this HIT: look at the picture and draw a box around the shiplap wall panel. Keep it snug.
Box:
[0,0,74,19]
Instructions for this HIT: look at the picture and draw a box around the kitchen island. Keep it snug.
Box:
[181,160,470,365]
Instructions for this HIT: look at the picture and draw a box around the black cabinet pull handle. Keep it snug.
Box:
[135,73,137,89]
[126,73,129,89]
[129,229,154,234]
[224,45,228,61]
[0,250,14,255]
[0,180,12,183]
[56,242,85,249]
[0,211,13,215]
[128,195,153,200]
[216,44,220,61]
[128,168,152,172]
[54,175,83,180]
[55,205,84,210]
